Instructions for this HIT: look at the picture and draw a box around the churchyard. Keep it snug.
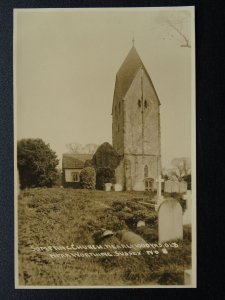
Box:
[18,186,192,286]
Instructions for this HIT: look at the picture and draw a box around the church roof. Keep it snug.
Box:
[62,153,93,169]
[113,46,160,104]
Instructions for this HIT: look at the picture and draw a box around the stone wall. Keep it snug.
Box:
[124,154,160,191]
[115,159,125,188]
[112,80,124,155]
[124,69,161,156]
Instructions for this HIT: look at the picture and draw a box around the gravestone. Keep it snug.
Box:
[105,183,112,191]
[117,230,147,248]
[172,181,179,193]
[182,190,192,225]
[179,181,188,193]
[164,180,173,193]
[158,198,183,243]
[137,220,145,228]
[101,230,114,239]
[114,183,123,192]
[164,180,187,194]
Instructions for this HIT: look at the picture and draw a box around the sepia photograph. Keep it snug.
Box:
[14,7,196,288]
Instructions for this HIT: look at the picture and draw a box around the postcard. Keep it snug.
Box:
[14,6,196,288]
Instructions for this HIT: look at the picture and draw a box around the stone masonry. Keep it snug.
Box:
[112,46,161,191]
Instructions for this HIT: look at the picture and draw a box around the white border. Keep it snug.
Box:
[14,6,196,289]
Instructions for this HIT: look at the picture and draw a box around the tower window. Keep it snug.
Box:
[138,99,141,107]
[144,100,148,108]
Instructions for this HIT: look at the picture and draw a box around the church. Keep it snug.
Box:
[112,44,162,191]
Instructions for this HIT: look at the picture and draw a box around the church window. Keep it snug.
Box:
[144,100,148,108]
[144,165,148,178]
[138,99,141,107]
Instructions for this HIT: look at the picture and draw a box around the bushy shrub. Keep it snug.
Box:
[96,167,115,190]
[17,138,59,188]
[92,142,121,169]
[84,159,94,168]
[80,167,96,189]
[157,265,184,285]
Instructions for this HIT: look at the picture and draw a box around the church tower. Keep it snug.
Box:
[112,45,161,191]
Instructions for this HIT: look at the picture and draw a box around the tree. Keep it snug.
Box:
[167,20,191,48]
[80,167,96,189]
[17,139,59,188]
[154,11,191,48]
[91,142,120,190]
[96,167,115,190]
[84,159,94,168]
[65,142,99,154]
[83,143,99,154]
[170,157,191,181]
[66,142,82,154]
[92,142,121,169]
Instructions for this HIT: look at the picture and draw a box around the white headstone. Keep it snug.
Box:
[165,180,188,194]
[182,191,192,225]
[172,181,179,193]
[114,183,123,192]
[137,220,145,228]
[105,183,112,192]
[164,180,173,193]
[118,230,147,248]
[184,269,192,285]
[179,181,188,193]
[101,230,114,238]
[158,198,183,243]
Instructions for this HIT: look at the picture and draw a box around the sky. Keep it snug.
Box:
[15,7,195,168]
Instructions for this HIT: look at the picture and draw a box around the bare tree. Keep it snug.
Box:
[83,143,99,154]
[170,157,191,181]
[167,19,191,48]
[66,142,82,154]
[66,142,99,154]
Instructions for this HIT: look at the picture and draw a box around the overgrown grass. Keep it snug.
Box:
[18,188,191,286]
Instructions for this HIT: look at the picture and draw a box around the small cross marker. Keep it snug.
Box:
[155,175,165,209]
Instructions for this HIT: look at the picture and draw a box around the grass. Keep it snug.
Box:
[17,188,191,286]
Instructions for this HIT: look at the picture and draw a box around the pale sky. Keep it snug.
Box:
[15,8,194,168]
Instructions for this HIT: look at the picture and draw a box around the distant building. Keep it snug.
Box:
[112,45,161,191]
[62,153,93,188]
